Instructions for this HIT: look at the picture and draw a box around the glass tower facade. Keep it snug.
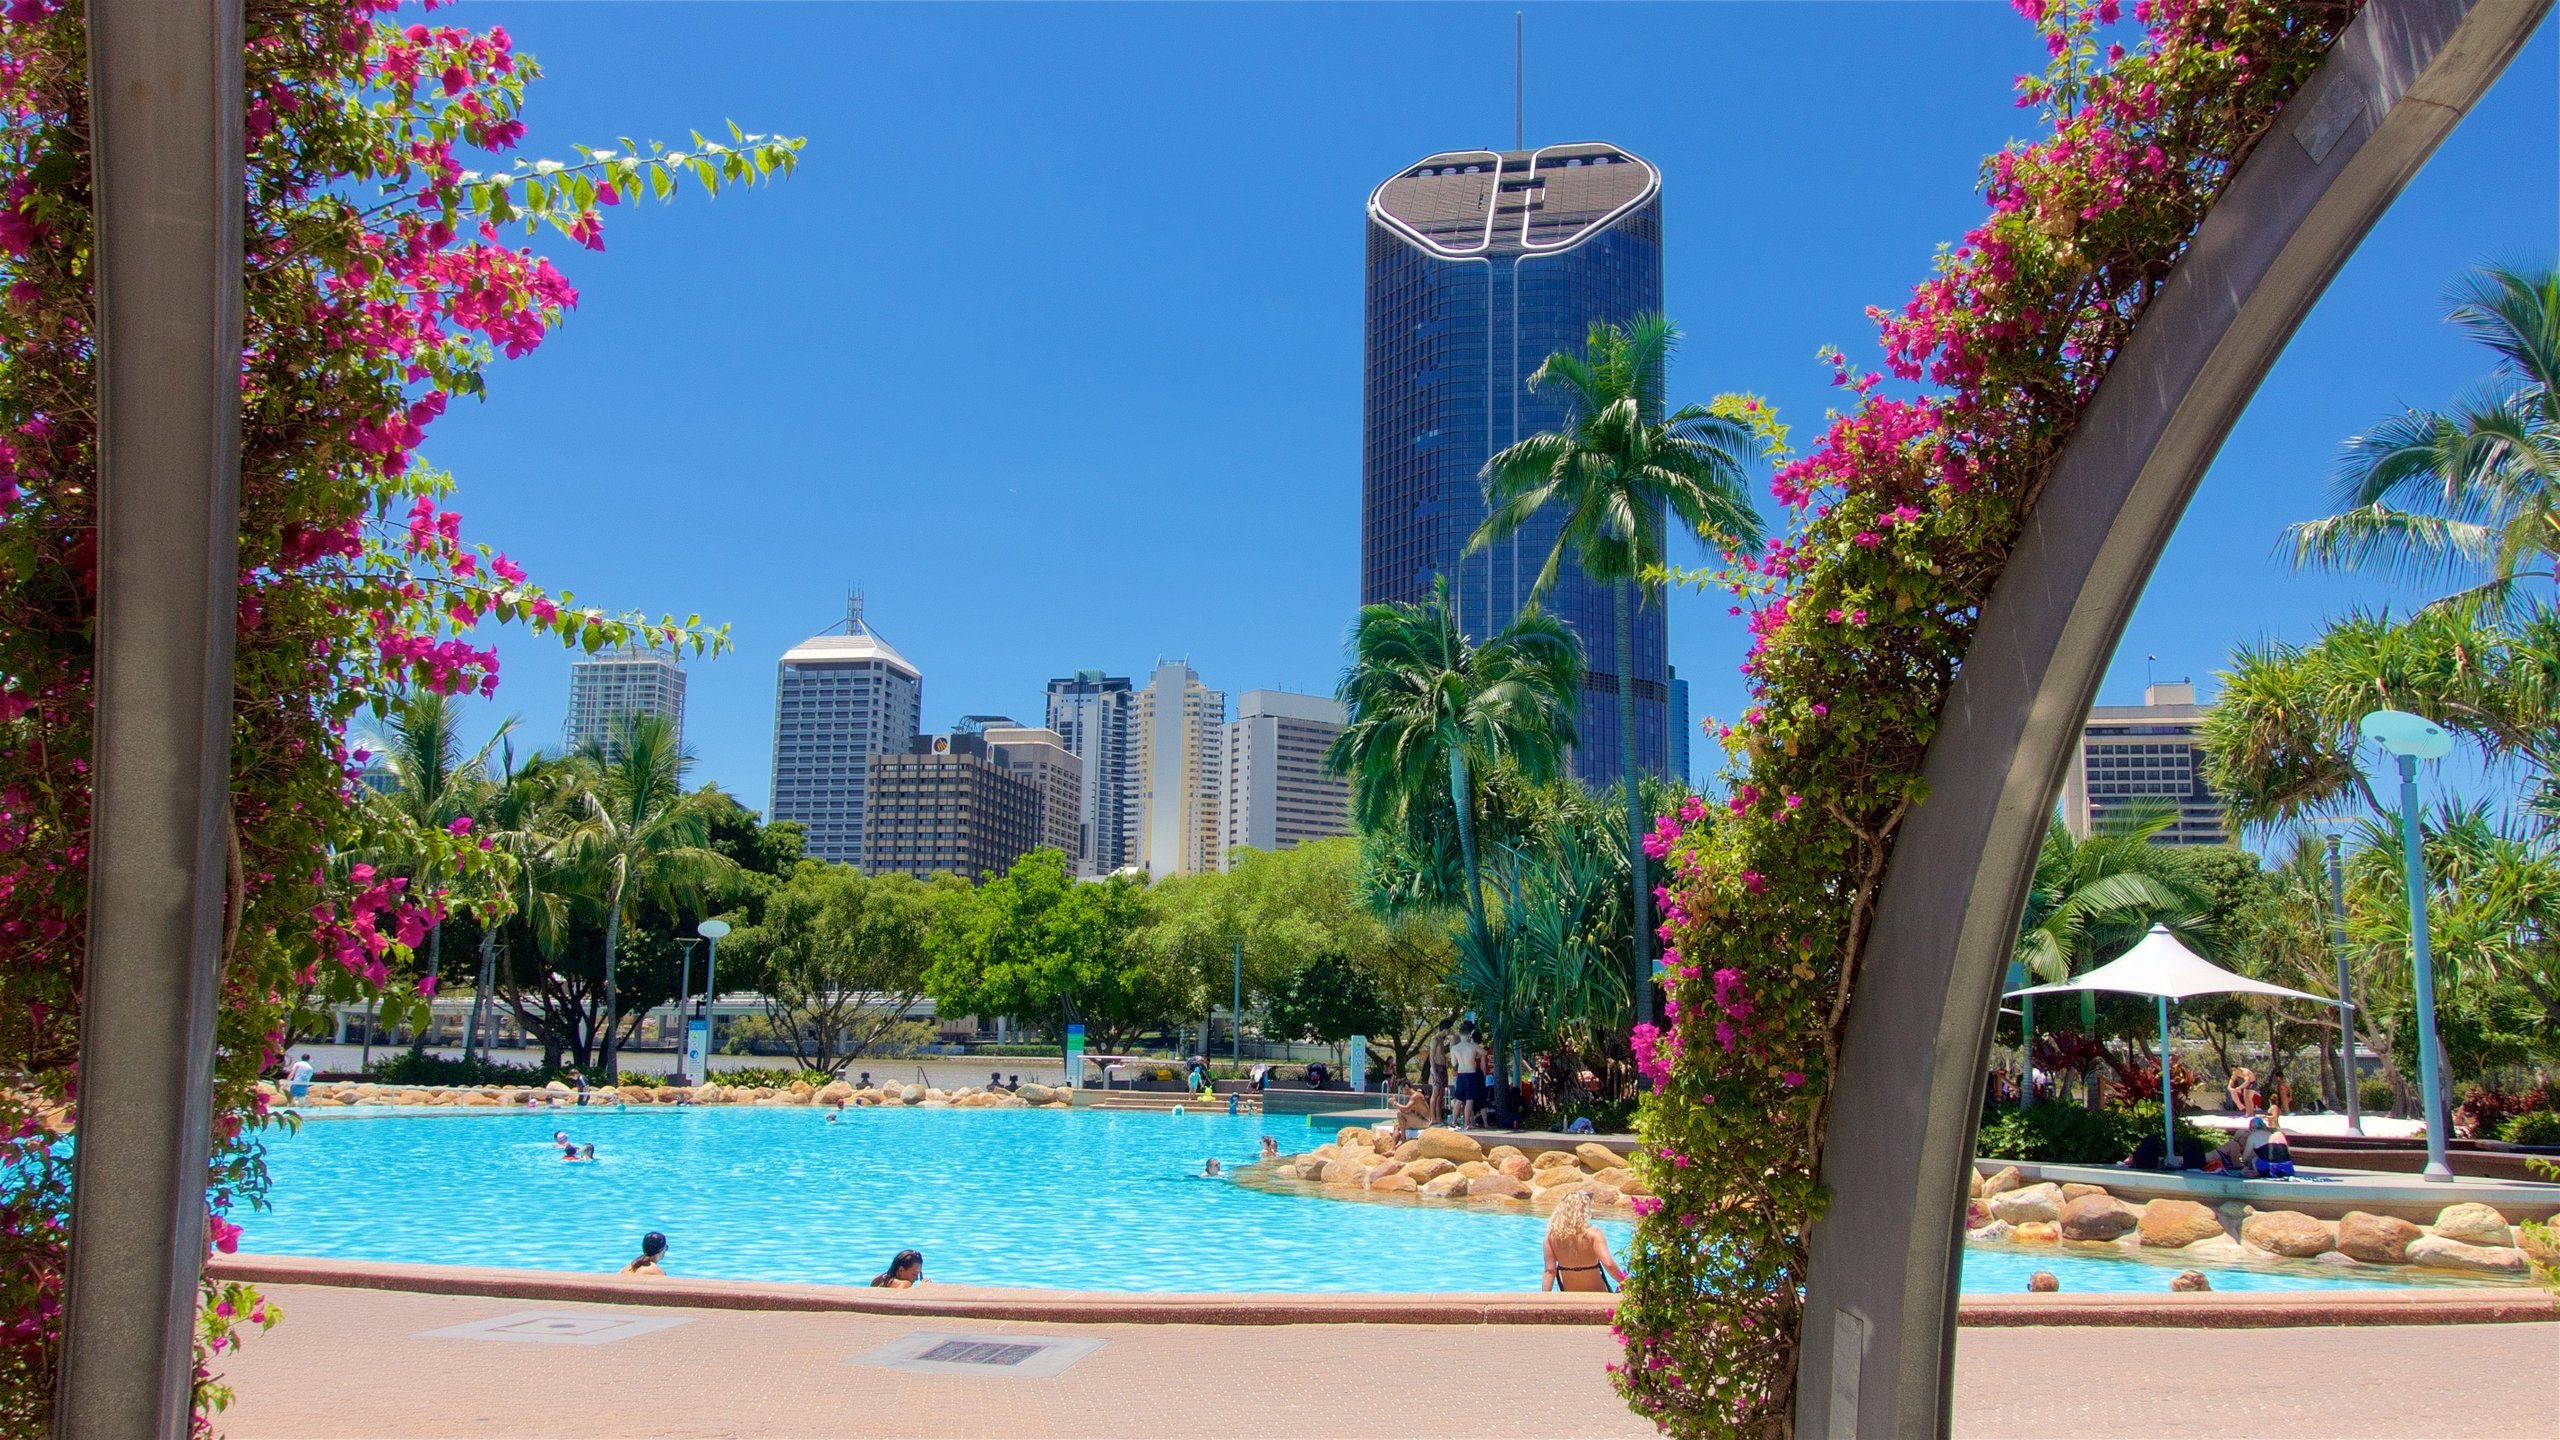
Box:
[1363,142,1670,788]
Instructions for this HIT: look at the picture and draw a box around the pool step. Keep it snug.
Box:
[1081,1091,1262,1115]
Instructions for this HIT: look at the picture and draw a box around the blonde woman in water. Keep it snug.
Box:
[1541,1192,1627,1293]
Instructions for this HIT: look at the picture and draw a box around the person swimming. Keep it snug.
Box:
[1259,1135,1279,1161]
[1203,1158,1223,1177]
[870,1249,924,1288]
[621,1232,667,1275]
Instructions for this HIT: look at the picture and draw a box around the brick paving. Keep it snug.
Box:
[213,1283,2558,1439]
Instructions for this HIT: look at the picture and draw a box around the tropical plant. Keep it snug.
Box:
[2286,263,2560,614]
[1475,314,1762,1027]
[0,4,794,1421]
[553,712,739,1079]
[355,690,514,1029]
[1327,578,1581,1025]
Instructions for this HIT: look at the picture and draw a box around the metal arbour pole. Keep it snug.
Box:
[673,936,701,1084]
[1231,938,1242,1065]
[696,917,730,1074]
[2361,708,2455,1181]
[57,2,247,1433]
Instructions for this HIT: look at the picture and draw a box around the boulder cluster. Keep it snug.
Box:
[254,1078,1073,1110]
[1261,1126,1644,1213]
[1964,1163,2542,1278]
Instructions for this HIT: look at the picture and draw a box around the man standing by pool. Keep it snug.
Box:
[287,1053,314,1106]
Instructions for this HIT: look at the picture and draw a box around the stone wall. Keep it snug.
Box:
[1254,1126,1644,1215]
[1965,1164,2544,1280]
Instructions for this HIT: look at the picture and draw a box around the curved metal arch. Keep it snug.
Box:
[1793,2,2551,1435]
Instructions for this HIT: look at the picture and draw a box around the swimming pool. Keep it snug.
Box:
[241,1107,2488,1294]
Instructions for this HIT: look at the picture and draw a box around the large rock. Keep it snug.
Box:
[1290,1157,1327,1181]
[2057,1194,2142,1241]
[1391,1140,1424,1163]
[1402,1158,1456,1184]
[1981,1165,2024,1198]
[544,1080,572,1094]
[1989,1183,2064,1226]
[2179,1234,2249,1265]
[1572,1183,1625,1208]
[1367,1172,1419,1193]
[1497,1155,1534,1182]
[1966,1219,2015,1243]
[1337,1126,1373,1148]
[461,1091,500,1107]
[690,1083,721,1105]
[1466,1173,1532,1200]
[2059,1182,2109,1203]
[814,1080,855,1105]
[2138,1199,2224,1249]
[1532,1150,1581,1172]
[1589,1166,1638,1192]
[1574,1142,1621,1171]
[2013,1221,2060,1244]
[1363,1160,1405,1186]
[2241,1210,2337,1258]
[2405,1235,2528,1276]
[1412,1127,1486,1164]
[899,1084,926,1105]
[1968,1168,1985,1199]
[788,1079,814,1099]
[1320,1159,1370,1186]
[2337,1211,2423,1265]
[1420,1172,1470,1198]
[1486,1145,1526,1166]
[1016,1082,1057,1104]
[2430,1203,2514,1248]
[1455,1160,1493,1180]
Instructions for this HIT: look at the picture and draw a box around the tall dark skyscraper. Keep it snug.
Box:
[1363,142,1669,788]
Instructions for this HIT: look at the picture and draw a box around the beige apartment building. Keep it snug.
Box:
[2059,680,2231,846]
[1219,689,1351,867]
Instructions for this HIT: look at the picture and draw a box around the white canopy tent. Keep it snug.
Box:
[2006,925,2346,1167]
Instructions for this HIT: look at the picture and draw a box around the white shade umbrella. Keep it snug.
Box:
[2006,925,2347,1167]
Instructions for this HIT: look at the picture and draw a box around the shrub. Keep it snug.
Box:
[706,1066,833,1091]
[2458,1084,2550,1137]
[363,1053,558,1088]
[2360,1077,2396,1113]
[1975,1102,2212,1165]
[2502,1110,2560,1147]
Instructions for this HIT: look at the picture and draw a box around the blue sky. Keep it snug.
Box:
[432,2,2559,814]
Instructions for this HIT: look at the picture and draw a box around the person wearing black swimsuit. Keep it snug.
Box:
[1542,1192,1626,1293]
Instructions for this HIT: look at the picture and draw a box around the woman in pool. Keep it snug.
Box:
[1541,1193,1625,1293]
[871,1250,924,1288]
[621,1232,667,1275]
[1259,1135,1279,1161]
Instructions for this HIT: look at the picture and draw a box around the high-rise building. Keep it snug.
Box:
[863,731,1043,882]
[1364,142,1670,790]
[2060,681,2231,846]
[1128,662,1226,878]
[981,725,1084,862]
[768,598,921,868]
[1043,671,1134,875]
[1670,666,1691,786]
[564,645,687,758]
[1219,690,1352,867]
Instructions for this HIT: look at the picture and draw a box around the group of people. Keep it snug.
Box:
[2121,1064,2298,1177]
[616,1232,923,1289]
[553,1130,597,1162]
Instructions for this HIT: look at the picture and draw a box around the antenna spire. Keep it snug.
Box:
[847,587,866,633]
[1514,11,1523,151]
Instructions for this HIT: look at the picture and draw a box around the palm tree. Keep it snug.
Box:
[1472,313,1762,1028]
[2287,263,2560,613]
[1327,577,1583,961]
[2014,804,2212,1108]
[555,712,739,1079]
[360,690,510,1038]
[461,744,567,1065]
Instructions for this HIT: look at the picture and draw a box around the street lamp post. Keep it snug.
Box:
[2358,709,2454,1182]
[672,937,702,1085]
[697,918,731,1081]
[2324,831,2361,1134]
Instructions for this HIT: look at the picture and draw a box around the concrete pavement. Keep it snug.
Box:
[209,1283,2559,1438]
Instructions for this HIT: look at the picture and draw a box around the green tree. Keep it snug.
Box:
[2013,806,2211,1109]
[1327,579,1581,983]
[553,712,740,1078]
[1263,953,1390,1070]
[1473,313,1762,1028]
[2286,263,2560,614]
[922,849,1170,1053]
[724,862,955,1074]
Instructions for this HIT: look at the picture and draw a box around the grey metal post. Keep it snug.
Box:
[673,937,699,1084]
[2157,995,2177,1166]
[2328,832,2361,1133]
[57,3,245,1435]
[2017,993,2033,1113]
[1792,5,2544,1433]
[2393,753,2454,1181]
[1231,939,1242,1066]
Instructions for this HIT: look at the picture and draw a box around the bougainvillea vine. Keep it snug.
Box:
[0,2,798,1430]
[1614,3,2359,1434]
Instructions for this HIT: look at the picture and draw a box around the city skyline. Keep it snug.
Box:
[424,5,2554,820]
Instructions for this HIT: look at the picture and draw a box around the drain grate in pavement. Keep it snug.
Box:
[418,1310,694,1346]
[852,1331,1104,1378]
[915,1340,1048,1367]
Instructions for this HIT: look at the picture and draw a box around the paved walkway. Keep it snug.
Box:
[212,1284,2558,1438]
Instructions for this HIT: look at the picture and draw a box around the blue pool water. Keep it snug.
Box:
[244,1107,2475,1294]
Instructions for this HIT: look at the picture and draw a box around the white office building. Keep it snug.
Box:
[564,645,686,758]
[2060,680,2231,846]
[768,598,921,868]
[1127,661,1226,878]
[1043,671,1134,876]
[1219,689,1351,866]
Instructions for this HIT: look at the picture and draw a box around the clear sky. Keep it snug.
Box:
[431,2,2559,814]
